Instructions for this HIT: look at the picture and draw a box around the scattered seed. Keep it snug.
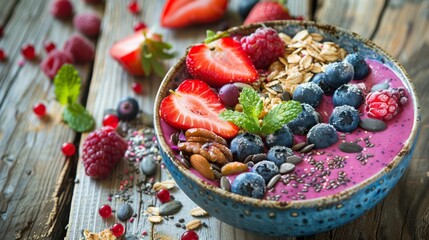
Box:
[339,142,363,153]
[140,154,157,176]
[292,142,306,151]
[159,200,183,216]
[267,174,281,189]
[359,118,387,132]
[220,176,231,192]
[300,144,315,153]
[280,163,295,174]
[286,155,302,164]
[117,203,134,222]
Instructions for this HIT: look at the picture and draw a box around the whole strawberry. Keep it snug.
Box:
[64,34,95,63]
[50,0,74,19]
[244,0,292,25]
[365,88,408,121]
[240,27,285,69]
[73,12,101,38]
[82,127,127,178]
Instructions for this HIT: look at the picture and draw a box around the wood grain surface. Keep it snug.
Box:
[0,0,427,239]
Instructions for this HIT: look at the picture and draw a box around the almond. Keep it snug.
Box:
[190,154,215,180]
[221,162,248,176]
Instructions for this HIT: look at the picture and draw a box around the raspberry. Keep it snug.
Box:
[82,127,127,178]
[240,27,285,69]
[40,50,73,79]
[73,12,101,37]
[64,34,95,63]
[50,0,74,19]
[365,88,408,121]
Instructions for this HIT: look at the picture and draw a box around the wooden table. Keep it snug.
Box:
[0,0,428,239]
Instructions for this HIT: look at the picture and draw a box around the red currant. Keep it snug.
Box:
[131,82,143,94]
[103,114,119,128]
[0,48,6,61]
[61,142,76,157]
[127,0,140,14]
[111,223,125,237]
[44,41,56,53]
[156,189,171,203]
[33,103,46,117]
[21,43,36,60]
[133,21,147,32]
[181,230,199,240]
[99,204,112,218]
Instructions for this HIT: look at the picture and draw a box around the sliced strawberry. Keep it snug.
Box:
[161,0,228,28]
[110,30,169,76]
[244,1,292,25]
[159,79,239,139]
[186,37,258,88]
[110,30,147,76]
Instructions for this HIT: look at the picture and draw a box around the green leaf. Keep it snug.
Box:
[261,100,302,134]
[239,88,263,120]
[54,64,81,105]
[152,60,165,77]
[141,45,152,76]
[219,110,260,134]
[63,102,95,133]
[204,30,230,43]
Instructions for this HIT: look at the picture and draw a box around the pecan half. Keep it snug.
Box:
[185,128,227,145]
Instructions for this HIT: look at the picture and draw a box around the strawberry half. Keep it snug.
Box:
[186,37,258,88]
[159,79,239,139]
[161,0,228,28]
[110,30,174,76]
[244,1,292,25]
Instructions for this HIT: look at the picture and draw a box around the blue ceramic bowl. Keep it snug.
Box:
[153,21,421,236]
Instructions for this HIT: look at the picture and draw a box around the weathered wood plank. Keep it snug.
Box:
[0,0,103,239]
[316,0,386,39]
[304,0,429,239]
[67,0,309,239]
[0,0,19,25]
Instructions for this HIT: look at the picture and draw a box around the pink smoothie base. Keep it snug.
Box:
[160,59,415,201]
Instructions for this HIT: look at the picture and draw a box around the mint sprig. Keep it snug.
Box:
[219,88,301,135]
[54,64,95,133]
[141,32,176,77]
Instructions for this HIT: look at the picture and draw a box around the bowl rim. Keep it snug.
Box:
[154,20,421,208]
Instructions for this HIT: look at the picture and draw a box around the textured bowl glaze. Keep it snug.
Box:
[154,21,421,236]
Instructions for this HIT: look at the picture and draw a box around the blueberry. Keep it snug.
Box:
[324,62,354,88]
[238,0,260,19]
[117,97,139,121]
[329,105,360,132]
[307,123,338,149]
[231,172,266,199]
[293,82,323,108]
[332,84,364,108]
[230,133,264,162]
[252,160,279,184]
[265,125,294,148]
[287,103,321,135]
[344,53,369,80]
[266,145,294,167]
[311,72,336,95]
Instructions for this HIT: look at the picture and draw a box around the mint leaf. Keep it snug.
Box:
[219,110,260,133]
[63,102,95,133]
[204,30,230,43]
[261,100,302,134]
[54,64,81,105]
[239,88,263,120]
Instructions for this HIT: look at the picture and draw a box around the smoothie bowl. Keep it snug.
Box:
[153,21,420,236]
